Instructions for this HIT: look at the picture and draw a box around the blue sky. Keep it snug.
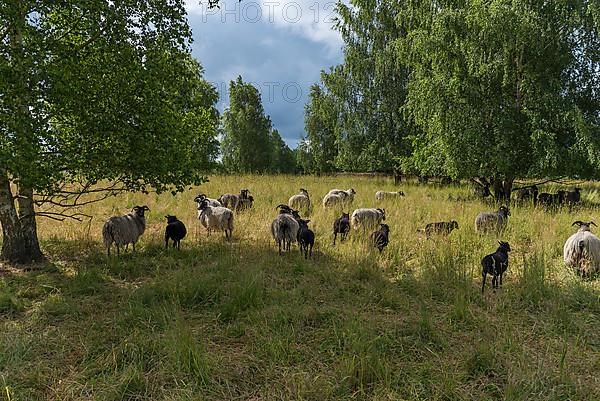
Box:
[185,1,344,148]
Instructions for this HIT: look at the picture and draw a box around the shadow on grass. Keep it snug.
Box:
[0,238,599,400]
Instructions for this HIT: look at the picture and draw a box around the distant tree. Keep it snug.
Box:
[398,0,600,199]
[270,130,296,173]
[295,137,314,174]
[0,0,219,263]
[304,84,339,173]
[221,76,273,173]
[303,0,413,173]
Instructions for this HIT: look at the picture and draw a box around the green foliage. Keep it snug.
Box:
[221,76,296,174]
[0,0,219,194]
[304,1,413,173]
[399,0,600,180]
[306,0,600,181]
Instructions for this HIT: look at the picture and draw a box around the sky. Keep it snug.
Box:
[185,0,344,148]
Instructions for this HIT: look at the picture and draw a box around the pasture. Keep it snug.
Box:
[1,175,599,400]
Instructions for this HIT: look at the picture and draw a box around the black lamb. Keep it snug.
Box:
[370,223,390,253]
[333,212,350,245]
[165,215,187,250]
[297,219,315,259]
[481,241,511,294]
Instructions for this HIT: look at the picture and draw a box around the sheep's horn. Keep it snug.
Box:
[572,221,584,226]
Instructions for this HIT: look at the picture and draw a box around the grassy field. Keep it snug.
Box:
[1,175,599,401]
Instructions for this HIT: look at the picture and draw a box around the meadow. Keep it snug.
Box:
[1,175,599,401]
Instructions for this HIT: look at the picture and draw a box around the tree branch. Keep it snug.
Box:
[23,211,93,222]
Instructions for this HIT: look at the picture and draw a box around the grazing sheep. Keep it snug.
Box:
[164,215,187,250]
[538,190,567,208]
[422,221,459,239]
[196,199,234,239]
[271,205,300,255]
[564,188,581,206]
[297,219,315,259]
[102,205,149,256]
[218,189,251,212]
[375,190,405,201]
[475,205,510,233]
[323,188,356,208]
[237,195,254,212]
[515,186,538,205]
[370,224,390,253]
[333,212,350,245]
[322,192,345,208]
[195,193,222,207]
[563,221,600,277]
[351,208,386,231]
[481,241,511,293]
[289,188,311,211]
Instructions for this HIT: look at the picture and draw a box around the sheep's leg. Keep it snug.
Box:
[116,245,120,256]
[165,238,169,249]
[309,244,313,258]
[107,245,111,257]
[492,274,497,290]
[278,240,282,255]
[499,273,503,287]
[481,273,486,294]
[333,232,337,245]
[132,242,136,253]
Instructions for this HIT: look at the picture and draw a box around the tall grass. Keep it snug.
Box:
[0,175,599,400]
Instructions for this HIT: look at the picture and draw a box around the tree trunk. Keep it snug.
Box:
[0,171,44,264]
[491,177,514,203]
[0,3,44,264]
[393,169,402,185]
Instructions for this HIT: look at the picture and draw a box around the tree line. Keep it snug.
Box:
[302,0,600,198]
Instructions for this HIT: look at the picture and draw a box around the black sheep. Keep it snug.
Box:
[297,219,315,259]
[424,220,459,238]
[370,223,390,253]
[481,241,511,294]
[165,215,187,250]
[333,212,350,245]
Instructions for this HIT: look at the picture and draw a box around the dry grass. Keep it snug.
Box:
[1,175,599,400]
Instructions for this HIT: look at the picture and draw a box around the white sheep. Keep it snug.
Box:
[323,188,356,208]
[288,188,311,211]
[564,221,600,277]
[196,199,234,239]
[475,205,510,233]
[271,205,300,254]
[375,190,405,201]
[351,208,386,231]
[102,205,149,256]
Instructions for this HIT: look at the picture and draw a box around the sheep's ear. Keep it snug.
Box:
[590,221,597,227]
[572,221,583,226]
[143,206,150,211]
[305,219,310,223]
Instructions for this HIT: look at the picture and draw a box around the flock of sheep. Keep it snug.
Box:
[101,185,599,293]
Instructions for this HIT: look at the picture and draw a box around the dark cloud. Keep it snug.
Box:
[187,5,342,148]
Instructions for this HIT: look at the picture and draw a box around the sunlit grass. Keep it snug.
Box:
[0,175,599,400]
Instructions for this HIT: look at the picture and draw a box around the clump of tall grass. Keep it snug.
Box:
[513,251,552,309]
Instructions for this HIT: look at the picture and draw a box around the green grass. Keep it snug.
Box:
[0,175,599,400]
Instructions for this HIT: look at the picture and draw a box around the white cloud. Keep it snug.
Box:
[185,0,344,54]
